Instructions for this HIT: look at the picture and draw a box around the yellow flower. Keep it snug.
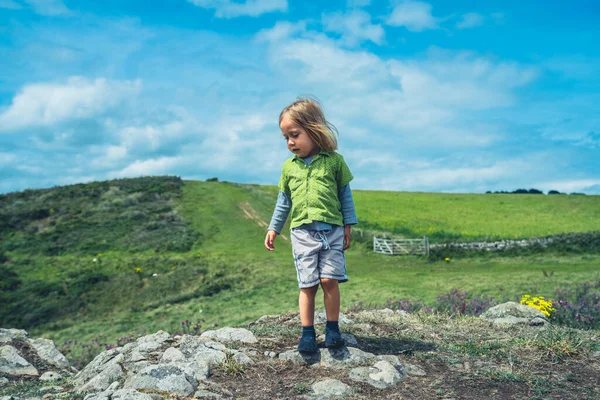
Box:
[520,294,555,317]
[135,268,142,274]
[444,257,450,263]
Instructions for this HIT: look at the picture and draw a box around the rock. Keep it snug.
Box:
[490,316,531,325]
[28,338,70,368]
[311,378,352,399]
[82,381,121,400]
[482,302,546,320]
[529,316,549,326]
[124,364,198,396]
[395,310,411,319]
[0,345,39,376]
[76,363,124,394]
[374,308,395,315]
[231,351,254,365]
[349,360,405,389]
[111,389,154,400]
[179,336,226,367]
[279,350,319,364]
[592,351,600,358]
[375,355,402,367]
[319,347,376,369]
[279,347,376,369]
[40,371,62,381]
[160,347,186,364]
[316,333,358,348]
[134,331,171,354]
[482,302,550,326]
[264,351,277,358]
[0,329,29,344]
[404,363,426,376]
[200,327,257,344]
[0,377,9,386]
[194,389,222,399]
[73,349,123,388]
[123,361,152,376]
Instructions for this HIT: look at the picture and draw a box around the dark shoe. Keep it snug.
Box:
[325,329,344,348]
[298,335,318,353]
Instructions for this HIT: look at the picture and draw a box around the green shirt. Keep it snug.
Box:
[278,150,354,229]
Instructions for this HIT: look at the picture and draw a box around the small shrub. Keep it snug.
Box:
[434,289,500,316]
[552,282,600,329]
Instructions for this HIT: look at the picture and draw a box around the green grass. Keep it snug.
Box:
[353,190,600,240]
[1,177,599,366]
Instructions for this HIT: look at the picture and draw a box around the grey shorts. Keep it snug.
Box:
[290,226,348,289]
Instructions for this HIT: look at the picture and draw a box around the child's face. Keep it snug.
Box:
[280,113,320,159]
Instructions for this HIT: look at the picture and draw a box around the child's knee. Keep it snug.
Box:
[320,278,338,289]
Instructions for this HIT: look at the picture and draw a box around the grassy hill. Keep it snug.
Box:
[1,176,599,366]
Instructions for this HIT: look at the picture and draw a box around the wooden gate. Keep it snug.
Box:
[373,236,430,256]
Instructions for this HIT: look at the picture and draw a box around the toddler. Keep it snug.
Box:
[264,97,357,353]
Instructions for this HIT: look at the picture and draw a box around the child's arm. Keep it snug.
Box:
[339,184,358,250]
[265,191,291,251]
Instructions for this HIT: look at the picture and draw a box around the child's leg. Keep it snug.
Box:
[299,285,319,326]
[320,278,340,321]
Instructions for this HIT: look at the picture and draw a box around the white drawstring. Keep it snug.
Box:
[314,231,330,250]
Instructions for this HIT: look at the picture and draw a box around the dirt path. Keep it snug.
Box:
[239,201,288,240]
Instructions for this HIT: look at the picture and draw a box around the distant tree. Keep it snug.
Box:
[528,188,543,194]
[569,192,586,196]
[548,190,562,195]
[206,177,219,182]
[514,189,528,194]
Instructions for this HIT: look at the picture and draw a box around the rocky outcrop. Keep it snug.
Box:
[1,303,560,399]
[0,328,72,383]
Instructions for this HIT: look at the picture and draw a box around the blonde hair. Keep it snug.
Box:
[279,97,338,152]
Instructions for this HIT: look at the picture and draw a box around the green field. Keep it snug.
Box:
[1,177,599,364]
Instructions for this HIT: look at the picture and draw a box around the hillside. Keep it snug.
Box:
[1,176,599,367]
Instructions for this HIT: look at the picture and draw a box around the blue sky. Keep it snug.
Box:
[0,0,599,194]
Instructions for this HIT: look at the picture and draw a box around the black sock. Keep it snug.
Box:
[302,325,316,337]
[326,320,339,332]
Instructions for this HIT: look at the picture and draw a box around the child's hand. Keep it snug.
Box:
[343,225,352,250]
[265,230,277,251]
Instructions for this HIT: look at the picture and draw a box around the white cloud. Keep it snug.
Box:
[322,10,385,46]
[187,0,287,18]
[255,20,307,42]
[0,77,141,131]
[350,156,528,192]
[456,12,485,29]
[119,120,187,153]
[112,156,182,178]
[0,0,22,10]
[386,1,438,32]
[23,0,71,16]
